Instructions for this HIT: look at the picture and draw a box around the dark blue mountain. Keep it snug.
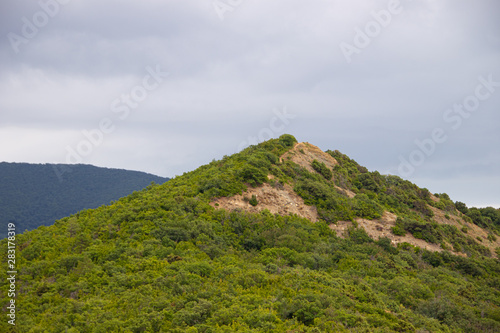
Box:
[0,162,169,237]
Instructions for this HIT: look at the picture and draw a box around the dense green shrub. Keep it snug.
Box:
[249,194,259,206]
[455,201,469,214]
[278,134,297,148]
[353,194,383,219]
[348,226,373,244]
[355,173,380,192]
[238,165,268,187]
[412,199,434,217]
[391,218,406,236]
[311,159,333,180]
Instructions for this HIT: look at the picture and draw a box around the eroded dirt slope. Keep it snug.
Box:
[281,142,356,198]
[281,142,338,173]
[210,180,318,222]
[428,205,500,255]
[329,211,465,255]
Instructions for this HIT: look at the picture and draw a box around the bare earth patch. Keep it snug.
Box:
[210,182,318,222]
[281,142,338,173]
[429,194,440,202]
[428,205,499,257]
[329,211,468,257]
[281,142,356,198]
[335,186,356,198]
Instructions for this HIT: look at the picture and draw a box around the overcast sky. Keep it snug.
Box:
[1,0,499,208]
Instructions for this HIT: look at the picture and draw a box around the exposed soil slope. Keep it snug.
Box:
[428,205,500,256]
[281,142,338,173]
[329,211,467,256]
[210,142,349,221]
[281,142,356,198]
[210,181,318,222]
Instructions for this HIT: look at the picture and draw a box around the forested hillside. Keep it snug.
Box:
[1,135,499,332]
[0,163,169,238]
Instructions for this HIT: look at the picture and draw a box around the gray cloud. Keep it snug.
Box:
[1,0,499,207]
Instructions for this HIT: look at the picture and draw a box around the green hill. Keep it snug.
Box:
[0,163,169,238]
[1,135,499,332]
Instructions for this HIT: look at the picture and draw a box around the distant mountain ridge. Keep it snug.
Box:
[0,162,169,237]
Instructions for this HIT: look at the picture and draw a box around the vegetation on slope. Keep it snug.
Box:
[1,135,499,332]
[0,163,169,237]
[327,150,499,257]
[455,201,500,234]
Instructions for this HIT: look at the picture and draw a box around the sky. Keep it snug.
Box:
[0,0,499,208]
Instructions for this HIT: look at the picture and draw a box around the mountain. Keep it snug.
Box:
[0,163,169,238]
[1,135,499,332]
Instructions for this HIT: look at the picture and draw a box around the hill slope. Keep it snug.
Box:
[1,135,499,332]
[0,163,169,237]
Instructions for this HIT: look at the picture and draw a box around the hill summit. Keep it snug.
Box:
[1,134,500,332]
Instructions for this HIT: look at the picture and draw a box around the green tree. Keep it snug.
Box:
[311,160,333,180]
[455,201,468,214]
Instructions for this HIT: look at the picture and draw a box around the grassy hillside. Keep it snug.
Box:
[0,163,169,238]
[1,135,499,332]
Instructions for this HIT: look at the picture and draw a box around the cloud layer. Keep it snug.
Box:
[1,0,499,207]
